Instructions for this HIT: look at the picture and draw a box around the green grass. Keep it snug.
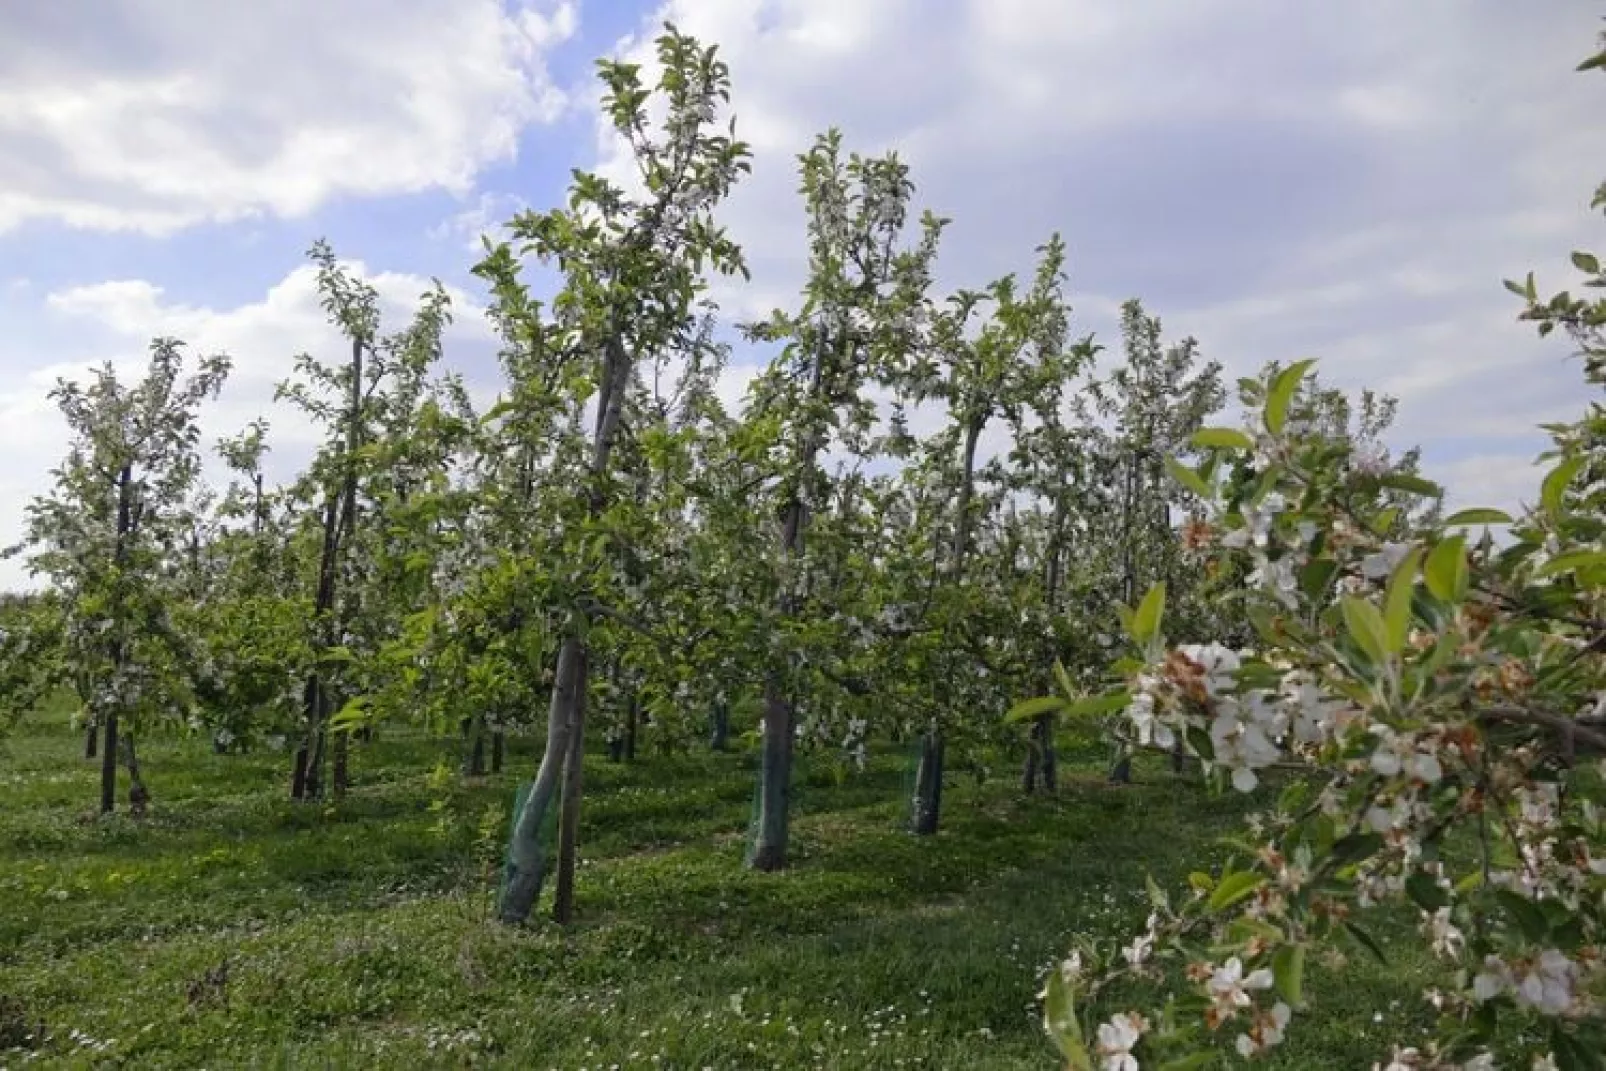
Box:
[0,706,1435,1069]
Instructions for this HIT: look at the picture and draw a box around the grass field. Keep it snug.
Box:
[0,706,1434,1069]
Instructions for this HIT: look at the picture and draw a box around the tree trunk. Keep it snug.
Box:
[463,717,486,777]
[291,737,309,800]
[749,674,793,870]
[709,700,730,752]
[624,693,637,761]
[306,726,326,800]
[100,711,119,815]
[500,635,584,923]
[100,462,133,815]
[84,720,98,760]
[1039,714,1058,792]
[332,728,349,798]
[123,734,149,817]
[1023,713,1057,794]
[552,647,589,924]
[491,731,505,774]
[910,729,944,836]
[913,418,980,833]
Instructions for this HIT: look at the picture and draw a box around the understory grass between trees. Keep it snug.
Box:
[1,700,1433,1069]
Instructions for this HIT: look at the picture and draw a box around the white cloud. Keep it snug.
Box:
[0,0,578,234]
[588,0,1605,514]
[430,191,532,254]
[0,263,498,590]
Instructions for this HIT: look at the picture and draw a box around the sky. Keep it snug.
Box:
[0,1,1602,590]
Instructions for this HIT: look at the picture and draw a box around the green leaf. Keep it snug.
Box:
[1340,597,1389,664]
[1187,871,1215,893]
[1130,582,1166,644]
[329,695,372,732]
[1542,455,1584,516]
[1442,508,1513,526]
[1378,472,1444,498]
[1004,695,1066,724]
[1053,659,1077,698]
[1550,1022,1605,1071]
[1042,970,1093,1071]
[1535,549,1606,579]
[1342,921,1389,964]
[1404,870,1450,912]
[1145,873,1169,910]
[1060,692,1134,719]
[1272,944,1305,1007]
[1299,557,1337,601]
[1424,535,1468,603]
[1383,547,1423,654]
[1328,832,1384,869]
[1264,359,1316,436]
[1496,889,1550,943]
[1208,870,1266,911]
[1165,457,1212,499]
[1157,1056,1219,1071]
[1191,427,1255,451]
[1572,250,1601,274]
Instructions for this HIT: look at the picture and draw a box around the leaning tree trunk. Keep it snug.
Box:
[501,332,628,924]
[500,636,584,922]
[295,336,363,801]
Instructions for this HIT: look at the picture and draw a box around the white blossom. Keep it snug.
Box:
[1094,1012,1145,1071]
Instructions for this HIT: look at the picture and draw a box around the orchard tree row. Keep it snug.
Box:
[0,25,1420,923]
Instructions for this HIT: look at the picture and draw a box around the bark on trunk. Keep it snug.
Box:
[491,731,505,774]
[100,462,135,815]
[1023,713,1058,794]
[624,693,637,761]
[910,729,945,836]
[552,647,589,924]
[500,635,583,923]
[123,734,149,817]
[85,721,98,760]
[332,728,349,799]
[911,419,981,832]
[749,675,793,870]
[463,717,487,776]
[100,713,119,815]
[1038,714,1058,792]
[709,700,730,752]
